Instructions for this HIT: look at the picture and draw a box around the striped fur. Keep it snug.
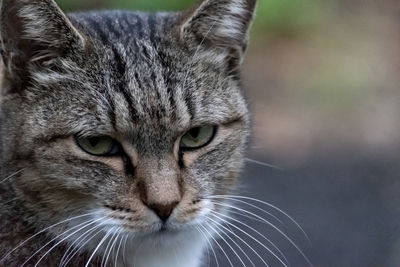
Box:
[0,0,256,266]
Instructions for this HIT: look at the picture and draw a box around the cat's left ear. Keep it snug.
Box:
[180,0,257,70]
[0,0,86,92]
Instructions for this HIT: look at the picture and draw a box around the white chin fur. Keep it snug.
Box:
[121,228,206,267]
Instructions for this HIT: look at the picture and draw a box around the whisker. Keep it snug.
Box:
[196,226,219,267]
[199,224,234,267]
[217,198,284,225]
[211,201,312,266]
[85,227,115,267]
[114,231,124,267]
[1,196,21,206]
[210,195,311,244]
[60,215,117,267]
[107,231,121,267]
[245,158,282,170]
[33,213,116,267]
[207,219,256,267]
[59,221,105,267]
[61,226,105,267]
[227,208,273,225]
[0,211,98,264]
[210,209,289,265]
[22,217,97,267]
[207,221,247,267]
[122,234,129,266]
[101,230,119,267]
[206,214,271,267]
[59,226,92,266]
[0,168,25,184]
[212,200,284,230]
[200,227,212,267]
[181,20,217,91]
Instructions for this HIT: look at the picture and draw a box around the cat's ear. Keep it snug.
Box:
[180,0,257,71]
[0,0,86,92]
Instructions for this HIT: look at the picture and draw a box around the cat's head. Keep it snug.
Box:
[0,0,255,244]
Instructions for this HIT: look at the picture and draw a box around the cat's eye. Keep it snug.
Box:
[76,136,120,156]
[180,125,216,150]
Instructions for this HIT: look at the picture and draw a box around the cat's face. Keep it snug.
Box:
[0,0,255,245]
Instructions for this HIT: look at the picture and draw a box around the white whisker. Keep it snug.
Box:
[33,213,115,267]
[245,158,282,170]
[208,220,254,267]
[206,214,270,267]
[107,231,121,267]
[211,201,312,266]
[59,222,102,267]
[0,211,98,264]
[181,20,217,93]
[226,208,272,225]
[60,218,114,267]
[122,234,129,266]
[114,231,124,267]
[59,225,92,266]
[61,227,104,267]
[102,230,119,267]
[200,226,211,267]
[196,226,219,267]
[207,221,247,267]
[85,227,115,267]
[199,224,234,267]
[210,195,311,244]
[221,198,284,225]
[210,209,289,265]
[212,200,284,230]
[0,168,25,184]
[22,217,97,267]
[1,196,21,206]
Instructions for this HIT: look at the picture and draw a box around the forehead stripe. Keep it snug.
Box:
[110,46,139,123]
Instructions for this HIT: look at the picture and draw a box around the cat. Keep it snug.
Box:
[0,0,256,266]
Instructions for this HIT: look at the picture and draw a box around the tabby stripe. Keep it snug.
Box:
[178,150,185,169]
[130,40,140,60]
[104,89,117,131]
[166,86,177,122]
[148,14,157,45]
[150,71,164,120]
[130,13,144,39]
[86,18,109,44]
[184,89,195,120]
[104,16,121,39]
[141,44,151,61]
[110,46,139,123]
[157,50,177,119]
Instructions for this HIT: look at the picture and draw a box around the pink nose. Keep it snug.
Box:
[146,202,179,222]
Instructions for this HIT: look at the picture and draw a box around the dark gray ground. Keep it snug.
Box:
[208,152,400,267]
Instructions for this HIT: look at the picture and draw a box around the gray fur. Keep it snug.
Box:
[0,0,256,265]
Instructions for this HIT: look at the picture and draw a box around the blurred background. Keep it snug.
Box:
[61,1,400,266]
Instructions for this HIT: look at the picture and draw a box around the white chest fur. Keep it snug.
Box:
[121,229,206,267]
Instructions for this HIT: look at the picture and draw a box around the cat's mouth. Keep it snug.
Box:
[117,221,187,240]
[103,205,192,235]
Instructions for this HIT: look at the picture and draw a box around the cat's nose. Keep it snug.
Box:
[135,157,182,222]
[147,202,179,222]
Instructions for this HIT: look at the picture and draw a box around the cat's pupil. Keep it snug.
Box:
[189,128,201,139]
[89,137,100,147]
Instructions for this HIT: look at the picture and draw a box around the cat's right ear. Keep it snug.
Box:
[0,0,86,93]
[180,0,257,74]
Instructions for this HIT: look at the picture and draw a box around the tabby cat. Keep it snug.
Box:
[0,0,256,266]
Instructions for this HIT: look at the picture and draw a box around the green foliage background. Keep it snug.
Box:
[55,0,397,136]
[58,0,324,40]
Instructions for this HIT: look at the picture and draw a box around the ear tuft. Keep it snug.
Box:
[0,0,86,92]
[181,0,257,68]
